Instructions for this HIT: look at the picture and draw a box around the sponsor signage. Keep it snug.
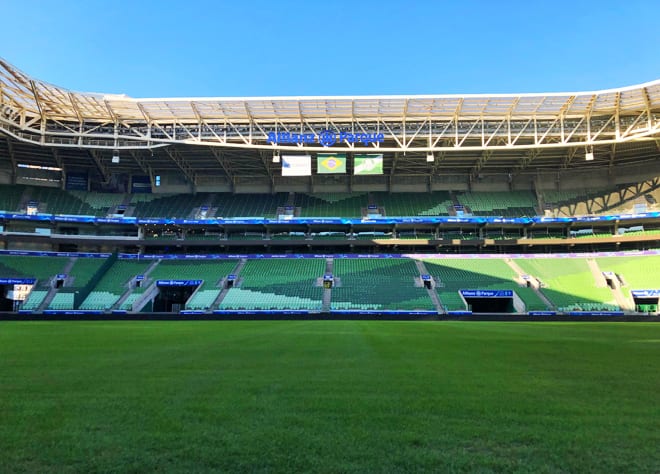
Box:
[156,279,203,287]
[267,130,384,147]
[631,289,660,297]
[460,289,513,298]
[281,155,312,176]
[0,278,36,285]
[1,212,660,226]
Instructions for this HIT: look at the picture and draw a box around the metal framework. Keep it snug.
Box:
[1,58,659,155]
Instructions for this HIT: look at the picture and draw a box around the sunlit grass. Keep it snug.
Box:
[1,321,659,473]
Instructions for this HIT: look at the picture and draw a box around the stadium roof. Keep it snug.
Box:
[1,58,659,187]
[4,61,660,123]
[1,58,659,152]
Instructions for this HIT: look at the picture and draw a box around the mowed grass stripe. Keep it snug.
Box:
[0,321,658,473]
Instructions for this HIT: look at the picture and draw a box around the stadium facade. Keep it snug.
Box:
[0,58,659,317]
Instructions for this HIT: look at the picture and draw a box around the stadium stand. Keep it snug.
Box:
[331,258,436,311]
[514,258,618,312]
[1,251,658,314]
[421,258,548,312]
[216,193,287,218]
[79,260,153,310]
[220,259,324,310]
[294,193,367,217]
[138,259,239,310]
[46,257,107,310]
[372,192,453,216]
[0,59,658,318]
[456,191,538,217]
[595,255,660,290]
[0,255,68,283]
[131,194,209,218]
[0,255,70,310]
[0,184,26,212]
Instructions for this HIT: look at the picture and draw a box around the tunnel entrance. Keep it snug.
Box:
[631,290,659,314]
[0,278,36,311]
[153,279,202,312]
[460,289,515,313]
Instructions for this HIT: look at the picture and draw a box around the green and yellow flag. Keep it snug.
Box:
[317,153,347,174]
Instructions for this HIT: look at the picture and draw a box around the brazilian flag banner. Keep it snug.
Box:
[354,154,383,175]
[317,153,347,174]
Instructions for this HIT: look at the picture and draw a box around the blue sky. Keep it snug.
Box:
[3,0,659,97]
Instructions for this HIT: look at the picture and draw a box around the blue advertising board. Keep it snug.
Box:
[630,290,660,297]
[460,289,514,298]
[156,279,203,287]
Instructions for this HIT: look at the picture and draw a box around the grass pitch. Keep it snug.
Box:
[1,321,659,473]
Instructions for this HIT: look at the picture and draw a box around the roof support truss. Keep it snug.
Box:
[0,58,658,156]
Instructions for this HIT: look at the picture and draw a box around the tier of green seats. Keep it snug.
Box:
[69,191,125,213]
[528,229,565,239]
[311,233,347,240]
[131,194,209,218]
[220,288,321,310]
[26,186,97,216]
[456,191,538,217]
[66,258,106,289]
[5,183,656,220]
[595,256,660,290]
[513,287,551,311]
[542,188,628,216]
[355,232,392,240]
[574,232,612,238]
[119,292,143,311]
[228,232,265,240]
[421,258,548,311]
[78,291,117,310]
[332,258,435,311]
[484,231,523,240]
[186,290,220,310]
[129,194,163,204]
[215,193,288,218]
[0,255,68,288]
[397,231,436,239]
[48,292,74,310]
[372,192,452,216]
[21,290,49,310]
[619,229,660,237]
[80,260,152,310]
[514,258,617,311]
[294,193,367,217]
[2,253,657,313]
[220,259,325,310]
[542,189,586,205]
[0,184,26,212]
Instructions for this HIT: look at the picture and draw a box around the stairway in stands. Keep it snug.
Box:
[322,258,333,312]
[415,260,444,313]
[211,259,247,310]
